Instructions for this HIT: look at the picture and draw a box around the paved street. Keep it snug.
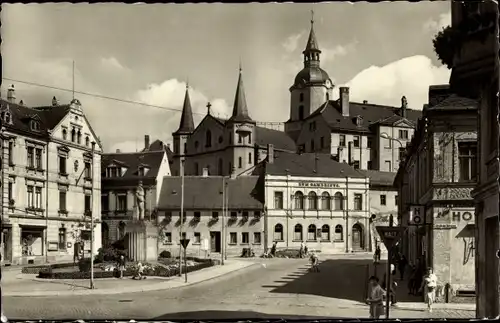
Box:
[3,256,475,320]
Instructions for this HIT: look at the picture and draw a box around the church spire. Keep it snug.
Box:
[228,65,254,123]
[174,83,195,135]
[303,10,321,67]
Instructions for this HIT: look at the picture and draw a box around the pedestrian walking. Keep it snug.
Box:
[398,254,408,280]
[118,254,126,279]
[408,264,417,295]
[309,252,320,272]
[270,241,277,257]
[299,241,305,258]
[133,262,145,280]
[304,244,308,256]
[374,245,381,263]
[367,276,385,319]
[419,267,438,312]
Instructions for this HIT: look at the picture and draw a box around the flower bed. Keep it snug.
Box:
[37,259,217,279]
[22,262,76,274]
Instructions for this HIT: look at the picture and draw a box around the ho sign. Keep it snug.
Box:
[409,206,425,225]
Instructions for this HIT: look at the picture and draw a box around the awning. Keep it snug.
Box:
[456,224,475,238]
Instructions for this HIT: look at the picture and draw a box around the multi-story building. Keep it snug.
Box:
[252,150,370,253]
[284,17,421,172]
[156,174,264,258]
[1,85,102,265]
[395,84,478,301]
[100,136,171,246]
[445,1,498,316]
[170,71,296,177]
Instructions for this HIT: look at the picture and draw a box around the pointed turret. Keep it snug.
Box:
[174,85,195,135]
[303,10,321,68]
[228,66,254,123]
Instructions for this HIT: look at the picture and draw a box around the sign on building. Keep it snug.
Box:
[409,205,425,225]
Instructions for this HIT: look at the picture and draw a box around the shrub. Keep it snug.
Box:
[159,250,171,259]
[95,247,119,263]
[78,258,92,272]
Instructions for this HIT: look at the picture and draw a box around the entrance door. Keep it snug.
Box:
[352,223,364,250]
[210,231,221,253]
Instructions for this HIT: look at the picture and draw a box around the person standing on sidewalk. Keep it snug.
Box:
[398,254,408,280]
[374,246,381,264]
[366,276,385,319]
[118,255,126,279]
[299,241,305,258]
[419,267,438,313]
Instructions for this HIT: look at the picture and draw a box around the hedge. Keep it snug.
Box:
[22,262,76,274]
[37,259,217,279]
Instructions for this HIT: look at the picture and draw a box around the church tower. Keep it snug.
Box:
[226,66,256,176]
[172,84,195,176]
[285,11,334,141]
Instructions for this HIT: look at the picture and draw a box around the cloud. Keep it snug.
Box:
[100,57,127,70]
[342,55,450,110]
[423,11,451,33]
[322,41,358,64]
[282,32,305,53]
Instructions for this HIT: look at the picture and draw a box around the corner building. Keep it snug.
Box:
[1,87,102,265]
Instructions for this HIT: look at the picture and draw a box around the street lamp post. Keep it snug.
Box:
[90,141,96,289]
[178,159,185,277]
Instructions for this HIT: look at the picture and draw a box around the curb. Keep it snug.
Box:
[3,262,257,297]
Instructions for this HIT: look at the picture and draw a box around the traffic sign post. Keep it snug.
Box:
[376,226,405,319]
[180,238,190,283]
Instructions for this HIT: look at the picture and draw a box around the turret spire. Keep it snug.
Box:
[303,10,321,67]
[228,65,254,123]
[174,84,195,135]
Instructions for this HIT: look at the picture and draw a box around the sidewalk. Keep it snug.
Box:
[3,260,256,296]
[393,302,476,311]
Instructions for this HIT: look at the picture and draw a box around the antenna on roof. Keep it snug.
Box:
[72,60,75,100]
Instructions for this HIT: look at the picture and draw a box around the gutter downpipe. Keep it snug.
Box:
[345,176,349,253]
[366,177,371,252]
[45,131,51,263]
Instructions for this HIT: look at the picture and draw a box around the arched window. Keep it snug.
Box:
[299,93,304,102]
[321,225,330,241]
[274,224,283,241]
[326,92,330,101]
[307,224,317,241]
[334,192,344,210]
[62,129,67,140]
[299,105,304,120]
[294,191,304,210]
[77,131,82,144]
[321,192,331,210]
[183,143,187,154]
[205,130,212,148]
[308,192,318,210]
[85,136,90,147]
[71,128,76,142]
[238,157,242,168]
[218,158,223,175]
[334,225,343,241]
[294,224,303,241]
[248,152,252,164]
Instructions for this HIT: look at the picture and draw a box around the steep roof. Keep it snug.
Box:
[427,94,478,111]
[157,176,263,210]
[304,19,320,53]
[101,150,165,186]
[228,69,254,124]
[358,170,396,187]
[304,100,422,133]
[0,98,70,137]
[253,151,366,179]
[173,87,195,135]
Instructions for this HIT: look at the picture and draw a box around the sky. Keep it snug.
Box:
[1,3,452,153]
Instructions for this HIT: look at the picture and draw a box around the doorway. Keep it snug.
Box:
[352,223,364,250]
[210,231,221,253]
[485,216,499,316]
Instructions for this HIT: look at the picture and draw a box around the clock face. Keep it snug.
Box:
[325,79,332,87]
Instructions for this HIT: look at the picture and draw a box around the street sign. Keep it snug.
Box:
[409,205,425,225]
[180,238,190,249]
[376,226,404,249]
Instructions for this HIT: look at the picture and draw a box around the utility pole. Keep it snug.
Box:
[90,142,96,289]
[178,159,184,276]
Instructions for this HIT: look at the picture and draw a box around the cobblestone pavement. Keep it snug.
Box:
[3,257,476,320]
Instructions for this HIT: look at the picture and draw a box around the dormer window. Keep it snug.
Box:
[62,128,68,140]
[71,129,76,142]
[4,112,11,124]
[353,116,362,126]
[85,136,90,147]
[30,120,41,131]
[138,166,149,177]
[105,166,119,178]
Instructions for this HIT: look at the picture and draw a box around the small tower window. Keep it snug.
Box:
[62,129,67,140]
[238,134,242,144]
[299,93,304,102]
[184,143,187,154]
[299,105,304,120]
[85,136,90,147]
[248,133,252,144]
[77,130,82,144]
[238,157,242,168]
[326,92,330,101]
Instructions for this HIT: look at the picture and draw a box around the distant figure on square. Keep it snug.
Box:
[309,252,319,272]
[398,254,408,280]
[419,267,438,312]
[118,254,126,279]
[367,276,385,319]
[299,241,305,258]
[270,241,277,257]
[133,262,146,280]
[374,245,381,264]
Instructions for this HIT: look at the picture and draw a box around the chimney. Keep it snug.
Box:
[401,96,408,118]
[144,135,150,151]
[52,96,59,106]
[363,100,368,104]
[166,143,171,149]
[202,167,209,177]
[116,149,121,153]
[7,84,16,103]
[340,87,349,117]
[19,100,24,106]
[267,144,274,164]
